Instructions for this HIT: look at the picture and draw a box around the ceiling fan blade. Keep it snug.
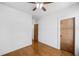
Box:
[28,2,36,4]
[28,2,53,4]
[43,2,53,4]
[42,7,46,11]
[33,7,36,11]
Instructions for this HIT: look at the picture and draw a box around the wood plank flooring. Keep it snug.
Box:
[3,41,73,56]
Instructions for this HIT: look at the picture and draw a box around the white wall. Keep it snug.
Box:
[39,3,79,55]
[32,17,39,40]
[75,17,79,56]
[38,15,58,48]
[0,4,32,55]
[32,19,36,40]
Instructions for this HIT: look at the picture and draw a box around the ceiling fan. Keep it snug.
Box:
[29,2,53,11]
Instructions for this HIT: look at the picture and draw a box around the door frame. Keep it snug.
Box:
[73,17,75,55]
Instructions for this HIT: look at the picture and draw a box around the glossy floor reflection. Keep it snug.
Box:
[4,41,73,56]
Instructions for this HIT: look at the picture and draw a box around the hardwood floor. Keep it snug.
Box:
[3,41,73,56]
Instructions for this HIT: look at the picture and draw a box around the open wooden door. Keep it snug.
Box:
[60,17,75,54]
[33,24,38,50]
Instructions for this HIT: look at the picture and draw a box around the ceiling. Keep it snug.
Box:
[0,2,78,20]
[32,2,77,20]
[0,2,34,14]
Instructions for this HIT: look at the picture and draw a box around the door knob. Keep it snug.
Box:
[60,35,62,37]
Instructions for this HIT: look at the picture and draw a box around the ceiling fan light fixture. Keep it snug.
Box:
[40,3,43,9]
[36,3,40,8]
[36,2,43,9]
